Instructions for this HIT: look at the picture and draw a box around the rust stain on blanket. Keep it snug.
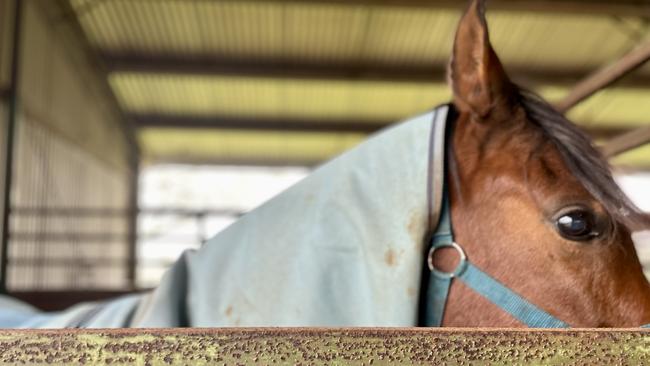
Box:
[384,249,397,266]
[408,211,425,245]
[407,287,417,298]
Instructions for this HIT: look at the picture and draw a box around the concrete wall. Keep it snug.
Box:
[2,0,136,290]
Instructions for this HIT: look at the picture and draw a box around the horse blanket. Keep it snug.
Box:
[0,105,451,328]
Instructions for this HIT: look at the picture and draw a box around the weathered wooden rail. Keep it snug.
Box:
[0,328,649,365]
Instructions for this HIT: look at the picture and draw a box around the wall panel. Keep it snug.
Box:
[4,0,136,290]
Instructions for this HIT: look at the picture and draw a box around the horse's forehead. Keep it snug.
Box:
[518,141,606,215]
[462,124,597,209]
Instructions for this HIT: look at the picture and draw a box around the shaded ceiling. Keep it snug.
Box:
[68,0,650,168]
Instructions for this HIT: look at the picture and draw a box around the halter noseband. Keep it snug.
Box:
[424,188,569,327]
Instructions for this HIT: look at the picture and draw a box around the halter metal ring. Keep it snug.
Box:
[427,242,467,279]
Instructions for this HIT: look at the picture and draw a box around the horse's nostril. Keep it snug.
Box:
[598,320,621,328]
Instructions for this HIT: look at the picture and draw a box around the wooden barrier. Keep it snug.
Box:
[0,328,649,365]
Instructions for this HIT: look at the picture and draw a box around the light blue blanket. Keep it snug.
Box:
[1,106,450,328]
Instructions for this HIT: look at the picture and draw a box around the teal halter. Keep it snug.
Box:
[423,188,569,327]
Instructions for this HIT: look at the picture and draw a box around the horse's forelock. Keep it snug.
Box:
[517,88,649,231]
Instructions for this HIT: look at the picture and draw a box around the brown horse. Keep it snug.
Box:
[436,0,650,327]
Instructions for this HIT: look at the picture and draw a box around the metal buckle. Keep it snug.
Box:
[427,242,467,279]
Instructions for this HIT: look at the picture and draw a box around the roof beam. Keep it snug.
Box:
[104,52,650,88]
[145,156,322,168]
[132,112,631,139]
[602,125,650,158]
[136,116,636,167]
[556,41,650,113]
[586,126,632,140]
[104,53,444,83]
[132,113,385,134]
[88,0,650,17]
[231,0,650,17]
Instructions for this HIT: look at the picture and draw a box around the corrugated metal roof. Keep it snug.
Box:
[67,0,650,167]
[139,128,365,165]
[71,0,649,71]
[614,145,650,169]
[112,74,650,128]
[109,73,446,121]
[568,87,650,128]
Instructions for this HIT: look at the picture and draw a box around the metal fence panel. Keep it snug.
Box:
[0,328,649,365]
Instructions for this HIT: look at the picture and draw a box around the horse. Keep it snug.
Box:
[1,0,649,328]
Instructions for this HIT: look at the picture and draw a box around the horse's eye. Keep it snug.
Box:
[555,210,598,241]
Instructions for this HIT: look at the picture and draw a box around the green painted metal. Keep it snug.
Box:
[0,328,649,365]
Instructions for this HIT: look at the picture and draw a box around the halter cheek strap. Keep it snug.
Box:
[424,190,569,328]
[423,106,569,328]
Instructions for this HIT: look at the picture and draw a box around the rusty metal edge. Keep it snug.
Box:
[3,326,650,334]
[1,327,649,365]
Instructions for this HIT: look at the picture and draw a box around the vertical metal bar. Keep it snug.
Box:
[70,144,81,289]
[126,159,139,290]
[0,0,23,294]
[197,212,206,246]
[34,123,49,289]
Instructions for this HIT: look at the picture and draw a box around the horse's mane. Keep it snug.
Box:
[517,88,649,231]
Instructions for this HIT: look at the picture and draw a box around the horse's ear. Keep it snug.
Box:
[449,0,515,120]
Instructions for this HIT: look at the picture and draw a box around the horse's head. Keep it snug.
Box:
[440,0,650,327]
